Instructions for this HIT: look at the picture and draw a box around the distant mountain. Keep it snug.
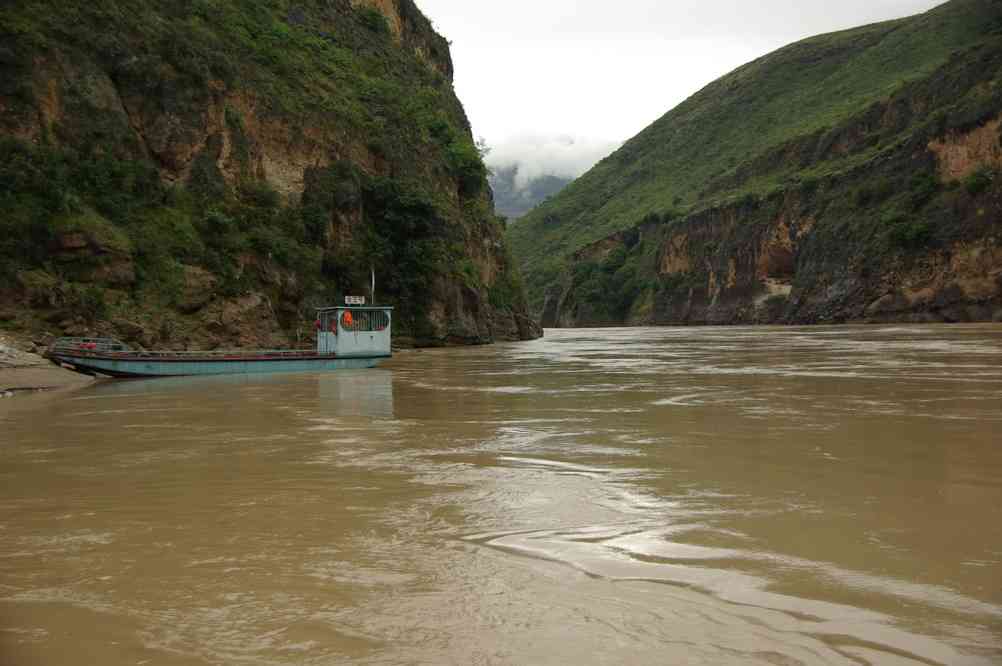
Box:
[490,166,573,220]
[508,0,1002,327]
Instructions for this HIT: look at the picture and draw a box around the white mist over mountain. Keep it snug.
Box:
[421,0,945,202]
[485,134,622,192]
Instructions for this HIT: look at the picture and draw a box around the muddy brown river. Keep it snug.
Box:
[1,325,1001,665]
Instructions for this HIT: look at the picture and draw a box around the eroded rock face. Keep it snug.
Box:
[544,94,1002,330]
[863,239,1002,322]
[550,173,1001,328]
[179,266,218,314]
[196,292,288,350]
[404,276,541,347]
[928,114,1002,181]
[50,231,136,288]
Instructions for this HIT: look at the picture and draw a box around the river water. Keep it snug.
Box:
[1,325,1000,665]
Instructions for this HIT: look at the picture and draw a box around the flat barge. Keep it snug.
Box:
[46,306,392,378]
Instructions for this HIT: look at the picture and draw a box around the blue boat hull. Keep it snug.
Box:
[51,353,389,378]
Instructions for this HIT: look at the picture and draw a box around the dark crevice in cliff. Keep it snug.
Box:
[106,70,156,167]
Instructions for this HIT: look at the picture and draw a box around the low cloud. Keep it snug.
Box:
[485,134,621,191]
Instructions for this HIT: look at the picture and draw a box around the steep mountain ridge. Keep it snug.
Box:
[0,0,539,348]
[509,0,1002,326]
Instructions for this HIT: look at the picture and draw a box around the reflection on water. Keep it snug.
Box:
[84,370,395,420]
[317,371,394,419]
[1,325,1001,665]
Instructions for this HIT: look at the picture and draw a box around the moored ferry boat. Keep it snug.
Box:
[46,306,393,378]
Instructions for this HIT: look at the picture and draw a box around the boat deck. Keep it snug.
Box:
[45,337,389,378]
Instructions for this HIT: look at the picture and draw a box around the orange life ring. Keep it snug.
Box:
[343,311,354,329]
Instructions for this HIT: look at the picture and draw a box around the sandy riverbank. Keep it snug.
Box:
[0,334,94,396]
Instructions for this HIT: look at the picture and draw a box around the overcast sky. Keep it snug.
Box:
[418,0,946,184]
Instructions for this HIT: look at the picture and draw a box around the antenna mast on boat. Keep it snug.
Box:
[371,266,376,305]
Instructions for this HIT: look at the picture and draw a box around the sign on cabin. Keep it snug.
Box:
[345,296,366,305]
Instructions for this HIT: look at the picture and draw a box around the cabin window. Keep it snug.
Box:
[340,310,390,332]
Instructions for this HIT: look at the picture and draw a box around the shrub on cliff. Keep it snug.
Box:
[885,216,934,250]
[447,138,488,196]
[963,168,994,196]
[358,7,391,34]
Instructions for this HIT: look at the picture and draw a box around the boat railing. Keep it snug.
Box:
[48,337,132,354]
[48,338,322,359]
[108,349,323,359]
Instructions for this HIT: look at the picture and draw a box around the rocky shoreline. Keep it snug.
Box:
[0,333,94,396]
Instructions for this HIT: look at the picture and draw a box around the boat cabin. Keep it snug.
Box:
[316,306,393,358]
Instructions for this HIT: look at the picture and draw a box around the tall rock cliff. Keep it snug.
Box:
[0,0,540,348]
[510,0,1002,328]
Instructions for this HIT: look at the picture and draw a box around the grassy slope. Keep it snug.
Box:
[0,0,463,142]
[508,0,1001,310]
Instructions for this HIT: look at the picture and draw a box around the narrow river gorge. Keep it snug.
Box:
[1,325,1000,665]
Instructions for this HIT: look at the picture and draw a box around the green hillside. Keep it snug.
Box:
[508,0,1002,312]
[0,0,539,347]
